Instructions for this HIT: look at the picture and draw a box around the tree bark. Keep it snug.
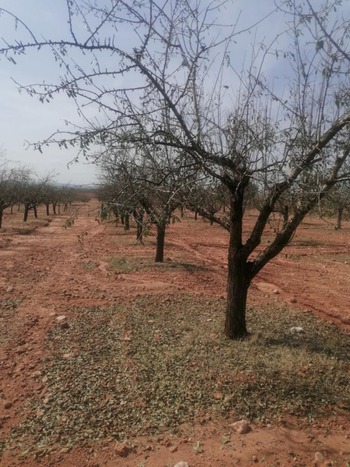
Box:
[124,212,130,230]
[282,205,289,228]
[134,209,144,242]
[155,223,166,262]
[336,205,343,229]
[0,208,3,229]
[225,183,251,339]
[225,254,251,339]
[112,206,119,225]
[46,203,50,216]
[23,204,30,222]
[33,206,38,218]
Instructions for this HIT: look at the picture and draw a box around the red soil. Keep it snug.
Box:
[0,200,349,466]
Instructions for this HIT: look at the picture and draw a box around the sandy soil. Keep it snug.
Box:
[0,200,349,466]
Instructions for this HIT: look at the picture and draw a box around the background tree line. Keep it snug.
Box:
[0,154,87,228]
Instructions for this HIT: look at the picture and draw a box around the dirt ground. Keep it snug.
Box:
[0,199,349,467]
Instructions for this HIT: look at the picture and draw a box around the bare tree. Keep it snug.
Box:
[0,158,32,228]
[99,146,197,261]
[19,175,55,222]
[1,1,350,338]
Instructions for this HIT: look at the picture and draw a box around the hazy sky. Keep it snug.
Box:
[0,0,314,185]
[0,1,100,185]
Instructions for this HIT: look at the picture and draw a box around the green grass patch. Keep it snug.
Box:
[107,255,154,273]
[7,295,350,456]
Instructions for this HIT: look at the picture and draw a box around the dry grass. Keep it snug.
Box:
[7,294,349,459]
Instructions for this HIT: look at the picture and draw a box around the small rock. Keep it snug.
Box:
[174,463,189,467]
[6,286,14,293]
[232,419,251,434]
[289,297,297,304]
[252,455,259,463]
[114,443,130,457]
[170,446,178,453]
[290,326,305,334]
[56,315,67,323]
[314,452,324,464]
[60,447,70,454]
[162,437,172,447]
[55,316,69,330]
[272,289,280,294]
[3,401,12,410]
[213,391,223,400]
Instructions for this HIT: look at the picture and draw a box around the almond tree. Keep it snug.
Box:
[0,159,31,228]
[1,1,350,338]
[99,147,197,261]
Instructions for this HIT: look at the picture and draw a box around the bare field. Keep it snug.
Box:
[0,201,349,467]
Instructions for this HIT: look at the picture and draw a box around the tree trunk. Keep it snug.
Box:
[124,212,130,230]
[155,223,166,262]
[23,204,30,222]
[282,205,289,228]
[53,202,57,215]
[134,210,144,242]
[0,208,3,229]
[113,207,119,225]
[225,254,250,339]
[46,203,50,216]
[194,209,198,221]
[180,205,184,218]
[34,206,38,218]
[336,205,343,230]
[10,205,13,214]
[225,185,250,339]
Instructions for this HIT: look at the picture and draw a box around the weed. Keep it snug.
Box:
[6,295,349,455]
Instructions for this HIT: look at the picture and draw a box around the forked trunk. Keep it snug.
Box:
[155,223,166,262]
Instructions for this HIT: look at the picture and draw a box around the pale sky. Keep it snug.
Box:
[0,0,330,185]
[0,0,99,185]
